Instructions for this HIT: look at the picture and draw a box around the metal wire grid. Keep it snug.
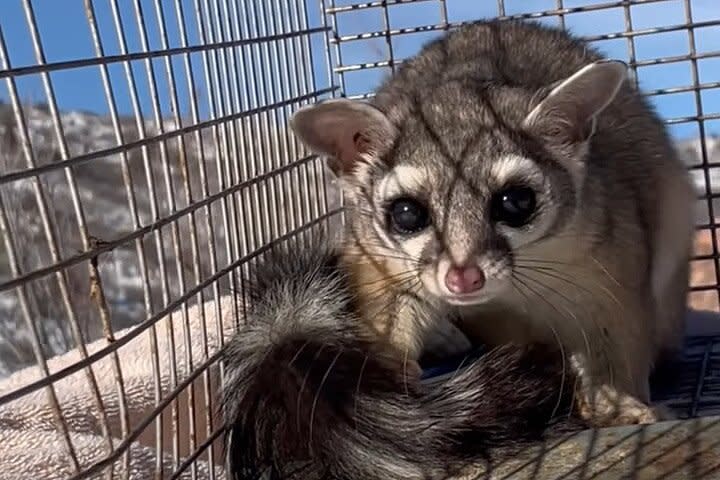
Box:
[323,0,720,305]
[0,0,716,479]
[654,334,720,418]
[0,0,338,478]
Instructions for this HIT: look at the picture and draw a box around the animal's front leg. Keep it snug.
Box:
[422,319,473,361]
[575,384,675,427]
[388,299,472,364]
[570,353,674,427]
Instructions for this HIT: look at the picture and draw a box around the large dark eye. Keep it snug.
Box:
[491,185,537,227]
[387,197,431,234]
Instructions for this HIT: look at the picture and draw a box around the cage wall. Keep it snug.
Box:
[0,0,718,479]
[0,0,337,478]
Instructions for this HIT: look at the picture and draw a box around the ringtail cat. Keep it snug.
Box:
[290,19,695,427]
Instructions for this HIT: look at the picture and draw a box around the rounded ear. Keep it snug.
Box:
[523,60,628,144]
[289,98,397,176]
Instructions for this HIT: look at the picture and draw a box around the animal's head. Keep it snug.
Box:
[290,60,627,306]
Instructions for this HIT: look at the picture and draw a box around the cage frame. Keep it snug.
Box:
[0,0,718,478]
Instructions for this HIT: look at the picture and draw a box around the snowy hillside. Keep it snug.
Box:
[677,135,720,224]
[0,102,339,377]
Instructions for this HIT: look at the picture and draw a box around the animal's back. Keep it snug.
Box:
[387,20,596,89]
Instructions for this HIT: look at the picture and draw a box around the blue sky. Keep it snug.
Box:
[0,0,718,140]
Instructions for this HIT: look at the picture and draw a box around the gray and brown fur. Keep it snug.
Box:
[290,20,695,427]
[221,234,582,480]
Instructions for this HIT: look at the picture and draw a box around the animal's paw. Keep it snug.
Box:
[576,384,672,427]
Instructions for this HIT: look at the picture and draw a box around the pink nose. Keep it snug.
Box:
[445,265,485,294]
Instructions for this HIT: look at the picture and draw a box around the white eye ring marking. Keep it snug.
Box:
[489,154,540,186]
[376,165,430,201]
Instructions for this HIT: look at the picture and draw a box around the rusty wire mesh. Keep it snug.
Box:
[0,0,718,478]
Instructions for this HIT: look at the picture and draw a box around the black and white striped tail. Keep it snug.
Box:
[221,236,582,480]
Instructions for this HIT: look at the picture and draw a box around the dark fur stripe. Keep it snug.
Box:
[222,236,584,480]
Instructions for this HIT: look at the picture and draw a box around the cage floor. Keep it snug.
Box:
[654,334,720,419]
[421,311,720,421]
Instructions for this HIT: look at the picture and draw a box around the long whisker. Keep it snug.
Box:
[403,347,411,397]
[515,263,624,313]
[514,256,611,275]
[351,268,422,291]
[511,275,567,422]
[308,349,343,455]
[340,237,418,254]
[342,251,420,264]
[515,264,627,358]
[288,340,312,368]
[342,244,425,268]
[449,351,472,382]
[343,242,421,263]
[513,257,612,284]
[590,255,623,288]
[514,257,581,268]
[353,354,369,431]
[296,345,325,437]
[363,278,421,307]
[361,278,422,334]
[514,269,622,418]
[513,269,593,362]
[358,271,422,301]
[514,230,605,251]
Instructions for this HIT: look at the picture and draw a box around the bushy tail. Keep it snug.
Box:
[222,238,581,480]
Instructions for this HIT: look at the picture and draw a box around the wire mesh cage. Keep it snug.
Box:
[0,0,718,478]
